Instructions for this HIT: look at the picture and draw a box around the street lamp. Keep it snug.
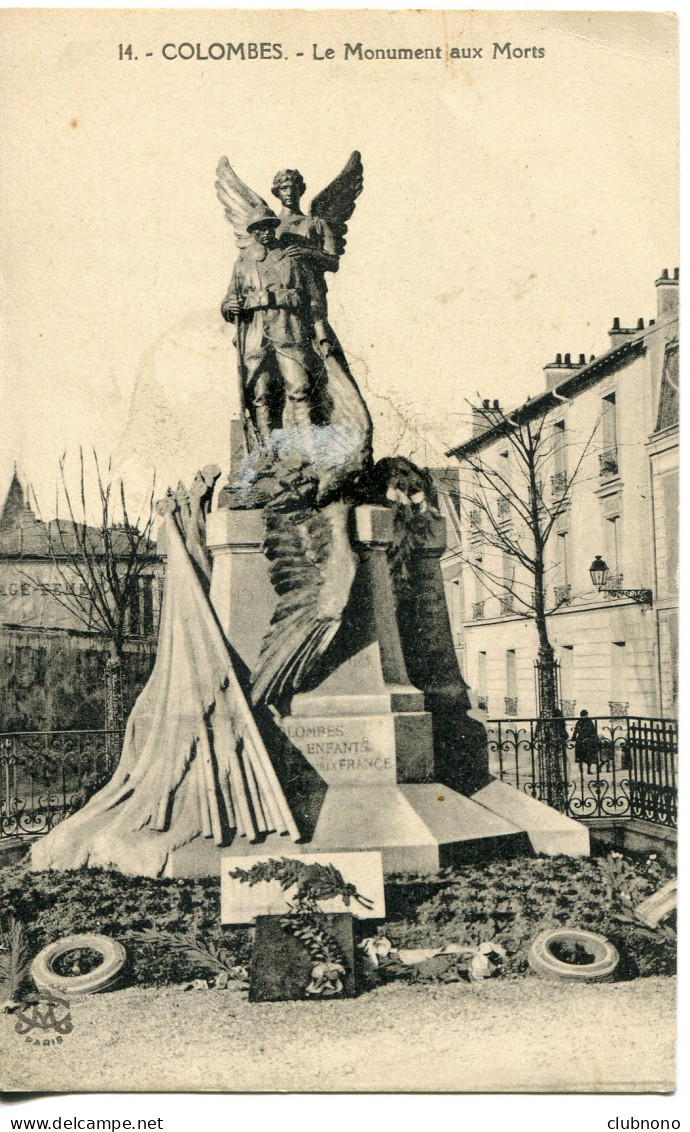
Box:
[589,554,653,607]
[589,555,609,590]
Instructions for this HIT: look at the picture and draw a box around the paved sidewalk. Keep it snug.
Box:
[1,976,675,1094]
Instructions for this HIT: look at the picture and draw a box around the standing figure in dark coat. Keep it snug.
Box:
[572,709,599,773]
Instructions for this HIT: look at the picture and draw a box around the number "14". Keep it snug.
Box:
[118,44,134,60]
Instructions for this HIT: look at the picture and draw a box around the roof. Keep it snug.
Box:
[0,469,24,532]
[446,334,648,460]
[0,517,157,560]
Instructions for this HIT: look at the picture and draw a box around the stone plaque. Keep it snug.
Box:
[221,850,385,924]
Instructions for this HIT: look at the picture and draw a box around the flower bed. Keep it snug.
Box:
[0,850,675,992]
[380,852,676,979]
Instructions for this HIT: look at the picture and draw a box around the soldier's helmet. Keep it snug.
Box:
[246,204,281,233]
[271,169,306,198]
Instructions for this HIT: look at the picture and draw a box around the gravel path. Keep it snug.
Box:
[1,977,675,1094]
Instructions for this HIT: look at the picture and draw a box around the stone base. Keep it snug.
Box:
[471,778,590,857]
[305,783,531,872]
[164,781,535,877]
[163,776,590,877]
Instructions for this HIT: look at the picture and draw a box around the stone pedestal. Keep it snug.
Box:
[268,505,530,873]
[206,507,275,671]
[165,501,589,877]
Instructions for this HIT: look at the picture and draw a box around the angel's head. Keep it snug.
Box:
[271,168,306,209]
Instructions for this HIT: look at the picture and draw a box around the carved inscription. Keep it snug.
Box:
[282,719,395,779]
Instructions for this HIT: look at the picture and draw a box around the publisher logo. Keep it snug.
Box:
[14,994,73,1045]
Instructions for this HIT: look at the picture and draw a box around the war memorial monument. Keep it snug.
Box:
[31,152,588,882]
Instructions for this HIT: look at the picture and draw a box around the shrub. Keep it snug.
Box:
[0,850,675,990]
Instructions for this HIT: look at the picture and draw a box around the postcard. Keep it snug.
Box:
[0,7,678,1096]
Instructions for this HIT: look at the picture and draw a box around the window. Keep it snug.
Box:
[501,550,513,589]
[610,641,628,714]
[600,393,619,476]
[553,419,567,477]
[602,392,617,449]
[477,651,487,710]
[554,530,571,605]
[450,579,463,642]
[127,575,155,637]
[557,531,570,587]
[605,515,621,577]
[560,645,574,708]
[473,557,484,602]
[505,648,518,715]
[661,472,679,595]
[128,588,140,636]
[142,576,154,637]
[506,649,517,698]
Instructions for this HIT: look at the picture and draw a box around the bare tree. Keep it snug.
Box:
[25,450,157,734]
[452,400,597,805]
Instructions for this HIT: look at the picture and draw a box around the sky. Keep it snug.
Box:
[0,7,678,519]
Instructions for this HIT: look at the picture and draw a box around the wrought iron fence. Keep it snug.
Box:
[487,715,677,828]
[0,729,124,840]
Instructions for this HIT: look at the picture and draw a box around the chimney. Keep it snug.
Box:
[608,315,638,348]
[543,351,581,391]
[655,267,679,322]
[472,399,498,436]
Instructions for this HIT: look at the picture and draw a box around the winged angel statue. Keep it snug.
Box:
[216,152,373,492]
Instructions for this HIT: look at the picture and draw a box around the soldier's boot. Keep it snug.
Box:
[253,397,273,451]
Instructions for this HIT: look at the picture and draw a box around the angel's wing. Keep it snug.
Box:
[309,151,363,256]
[251,499,357,709]
[215,157,270,248]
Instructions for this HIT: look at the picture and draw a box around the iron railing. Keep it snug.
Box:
[487,715,677,828]
[554,584,572,606]
[599,448,619,477]
[3,717,676,840]
[0,729,124,840]
[550,471,568,496]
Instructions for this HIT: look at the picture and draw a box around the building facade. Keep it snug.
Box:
[0,471,163,638]
[448,270,679,721]
[0,472,163,730]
